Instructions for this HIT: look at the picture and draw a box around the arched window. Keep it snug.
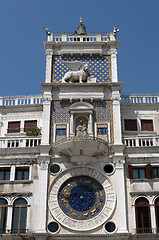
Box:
[155,198,159,233]
[0,198,8,234]
[12,198,27,234]
[135,197,151,233]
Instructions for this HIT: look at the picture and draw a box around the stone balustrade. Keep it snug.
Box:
[47,33,111,42]
[0,136,41,148]
[123,136,159,147]
[1,94,159,107]
[121,95,159,104]
[0,95,42,106]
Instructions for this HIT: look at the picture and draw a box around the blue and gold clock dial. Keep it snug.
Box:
[58,176,105,220]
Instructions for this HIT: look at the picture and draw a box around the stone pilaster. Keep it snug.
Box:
[111,87,122,144]
[41,96,52,145]
[113,154,128,233]
[36,145,51,233]
[45,48,53,83]
[110,48,118,83]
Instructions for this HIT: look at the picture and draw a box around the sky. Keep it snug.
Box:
[0,0,159,97]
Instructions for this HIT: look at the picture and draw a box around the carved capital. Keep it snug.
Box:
[110,48,117,57]
[111,95,121,105]
[113,156,125,168]
[112,95,121,101]
[38,157,50,170]
[42,96,52,103]
[45,49,53,56]
[115,159,125,168]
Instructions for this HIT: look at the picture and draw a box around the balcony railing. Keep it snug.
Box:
[123,136,159,147]
[55,136,108,146]
[0,95,42,106]
[121,95,159,104]
[0,136,41,148]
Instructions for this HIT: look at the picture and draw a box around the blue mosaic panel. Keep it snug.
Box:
[52,102,71,123]
[53,56,110,83]
[52,101,112,142]
[92,102,111,123]
[92,102,112,142]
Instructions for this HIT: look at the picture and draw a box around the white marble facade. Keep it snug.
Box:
[0,23,159,240]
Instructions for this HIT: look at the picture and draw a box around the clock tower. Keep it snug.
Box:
[38,18,128,238]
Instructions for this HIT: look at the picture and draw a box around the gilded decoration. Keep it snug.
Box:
[48,167,116,231]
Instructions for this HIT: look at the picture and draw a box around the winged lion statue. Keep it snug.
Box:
[61,61,90,83]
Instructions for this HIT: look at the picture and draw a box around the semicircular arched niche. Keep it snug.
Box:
[69,102,94,137]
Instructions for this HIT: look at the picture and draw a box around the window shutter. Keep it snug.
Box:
[124,119,137,131]
[24,120,37,132]
[141,120,153,131]
[128,165,133,179]
[8,121,20,133]
[146,164,152,179]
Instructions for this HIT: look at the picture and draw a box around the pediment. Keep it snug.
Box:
[69,102,94,112]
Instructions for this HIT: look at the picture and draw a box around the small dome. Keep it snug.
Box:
[77,17,87,35]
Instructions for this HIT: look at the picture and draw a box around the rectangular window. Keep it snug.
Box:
[15,167,29,180]
[24,120,37,132]
[56,128,66,135]
[152,167,159,178]
[0,168,10,180]
[141,120,153,131]
[136,207,151,233]
[8,121,20,133]
[129,164,157,179]
[97,128,107,135]
[133,168,146,179]
[124,119,137,131]
[0,199,8,234]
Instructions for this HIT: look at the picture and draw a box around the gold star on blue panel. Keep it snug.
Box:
[53,56,110,83]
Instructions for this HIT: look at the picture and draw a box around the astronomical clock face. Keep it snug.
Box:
[58,176,105,220]
[49,167,116,231]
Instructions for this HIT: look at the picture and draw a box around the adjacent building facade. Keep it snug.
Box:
[0,20,159,240]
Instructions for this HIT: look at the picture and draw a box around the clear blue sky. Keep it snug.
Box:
[0,0,159,97]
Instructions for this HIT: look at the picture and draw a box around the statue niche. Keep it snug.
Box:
[75,117,87,137]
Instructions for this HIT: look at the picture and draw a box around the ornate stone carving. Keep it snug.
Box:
[48,167,116,231]
[109,48,118,57]
[111,95,121,101]
[76,118,87,137]
[38,159,49,170]
[42,96,52,103]
[61,61,96,83]
[45,49,53,56]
